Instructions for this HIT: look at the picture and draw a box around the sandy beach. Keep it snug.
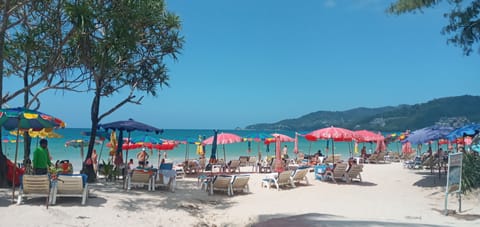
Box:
[1,162,479,227]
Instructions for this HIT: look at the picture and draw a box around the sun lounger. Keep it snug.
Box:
[184,159,201,174]
[345,164,363,183]
[51,174,88,205]
[153,169,176,192]
[290,168,309,185]
[127,170,153,191]
[208,175,234,196]
[261,170,294,191]
[230,175,250,196]
[227,159,241,173]
[17,174,52,205]
[323,154,342,164]
[247,156,258,172]
[324,163,348,183]
[239,156,249,167]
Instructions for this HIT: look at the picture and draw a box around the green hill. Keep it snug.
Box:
[245,95,480,132]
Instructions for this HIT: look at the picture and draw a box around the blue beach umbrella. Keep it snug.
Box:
[131,135,163,144]
[405,126,453,145]
[99,118,163,165]
[446,123,480,141]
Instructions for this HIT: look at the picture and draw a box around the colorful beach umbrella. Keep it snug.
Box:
[0,107,65,131]
[0,107,65,203]
[203,131,243,164]
[10,128,63,139]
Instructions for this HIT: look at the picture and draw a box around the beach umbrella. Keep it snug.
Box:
[10,128,63,139]
[270,133,295,142]
[99,118,162,166]
[131,135,163,145]
[405,126,454,145]
[244,132,272,162]
[293,132,299,154]
[401,141,413,154]
[0,107,65,203]
[209,130,218,164]
[306,126,356,163]
[354,130,383,142]
[375,138,387,153]
[274,135,283,172]
[108,130,117,162]
[446,123,480,142]
[203,131,242,163]
[65,139,102,161]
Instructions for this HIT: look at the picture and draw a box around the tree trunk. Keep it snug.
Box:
[83,87,101,183]
[23,67,32,164]
[0,0,12,188]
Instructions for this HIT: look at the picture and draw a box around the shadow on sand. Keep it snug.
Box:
[252,213,449,227]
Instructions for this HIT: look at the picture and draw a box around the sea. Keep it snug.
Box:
[2,128,408,173]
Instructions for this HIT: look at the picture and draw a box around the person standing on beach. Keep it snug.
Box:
[282,145,289,165]
[137,148,149,167]
[33,139,52,175]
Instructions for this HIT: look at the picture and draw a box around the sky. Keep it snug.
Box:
[3,0,479,130]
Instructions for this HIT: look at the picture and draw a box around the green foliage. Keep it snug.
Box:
[461,152,480,193]
[246,95,480,132]
[66,0,184,97]
[388,0,480,56]
[100,160,117,181]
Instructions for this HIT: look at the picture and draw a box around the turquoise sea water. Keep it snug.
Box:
[2,128,405,173]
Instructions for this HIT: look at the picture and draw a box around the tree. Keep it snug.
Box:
[0,0,87,187]
[66,0,183,182]
[388,0,480,56]
[6,1,89,162]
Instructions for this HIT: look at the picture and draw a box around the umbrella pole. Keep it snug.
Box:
[223,144,226,163]
[332,139,335,163]
[257,142,261,162]
[12,127,20,203]
[308,142,312,156]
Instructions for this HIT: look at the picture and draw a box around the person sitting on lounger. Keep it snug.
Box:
[361,146,369,159]
[421,146,433,162]
[347,157,356,172]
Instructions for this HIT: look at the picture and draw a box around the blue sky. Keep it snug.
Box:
[3,0,479,130]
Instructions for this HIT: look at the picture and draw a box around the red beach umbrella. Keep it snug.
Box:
[271,133,295,142]
[354,130,383,142]
[306,126,356,162]
[203,132,243,162]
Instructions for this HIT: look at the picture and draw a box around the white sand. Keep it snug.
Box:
[1,162,479,226]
